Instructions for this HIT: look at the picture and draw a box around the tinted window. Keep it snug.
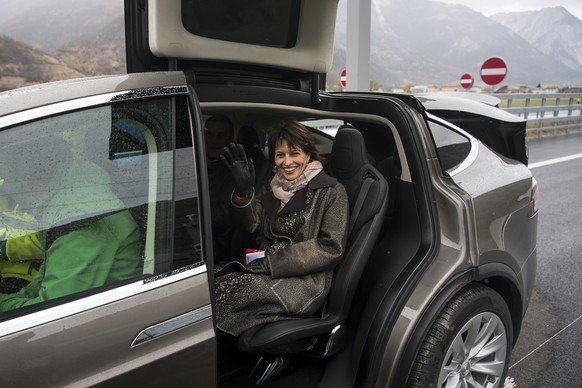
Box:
[181,0,301,48]
[428,120,472,173]
[0,96,202,316]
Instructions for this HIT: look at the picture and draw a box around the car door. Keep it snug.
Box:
[0,72,215,386]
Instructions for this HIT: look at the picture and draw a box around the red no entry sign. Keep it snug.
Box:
[480,57,507,86]
[460,73,474,89]
[340,69,347,88]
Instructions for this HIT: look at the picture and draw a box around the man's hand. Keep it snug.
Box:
[221,143,255,198]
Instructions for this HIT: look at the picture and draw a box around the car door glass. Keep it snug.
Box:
[0,96,202,317]
[428,120,472,173]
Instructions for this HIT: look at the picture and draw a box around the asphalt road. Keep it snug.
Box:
[506,132,582,387]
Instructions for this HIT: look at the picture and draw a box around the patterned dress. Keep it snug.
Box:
[215,171,349,336]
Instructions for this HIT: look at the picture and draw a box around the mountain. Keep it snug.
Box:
[0,0,581,91]
[53,16,126,76]
[0,0,122,52]
[491,6,582,73]
[0,35,83,92]
[0,0,125,82]
[330,0,582,89]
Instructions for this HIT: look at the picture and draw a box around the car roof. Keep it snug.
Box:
[146,0,338,74]
[0,72,187,118]
[415,93,524,123]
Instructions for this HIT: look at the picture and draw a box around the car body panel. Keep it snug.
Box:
[0,269,214,386]
[454,143,536,269]
[0,72,215,386]
[0,72,188,118]
[368,143,537,387]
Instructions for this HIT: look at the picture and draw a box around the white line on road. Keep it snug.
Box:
[529,152,582,169]
[509,313,582,369]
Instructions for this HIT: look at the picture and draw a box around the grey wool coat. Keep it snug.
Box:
[214,171,349,336]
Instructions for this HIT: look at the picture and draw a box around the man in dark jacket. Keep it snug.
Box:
[205,115,241,261]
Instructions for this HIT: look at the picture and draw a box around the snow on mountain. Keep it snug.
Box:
[492,6,582,72]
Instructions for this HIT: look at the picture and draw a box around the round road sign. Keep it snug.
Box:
[340,69,347,88]
[460,73,474,89]
[480,57,507,86]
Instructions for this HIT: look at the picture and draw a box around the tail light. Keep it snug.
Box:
[527,177,539,218]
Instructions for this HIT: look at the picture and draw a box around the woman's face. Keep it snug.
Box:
[274,140,310,181]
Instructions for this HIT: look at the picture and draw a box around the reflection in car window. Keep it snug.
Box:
[428,120,472,173]
[0,96,202,317]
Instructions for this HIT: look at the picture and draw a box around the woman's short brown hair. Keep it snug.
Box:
[267,120,323,163]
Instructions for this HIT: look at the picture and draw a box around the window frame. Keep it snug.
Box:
[426,112,479,176]
[0,90,207,326]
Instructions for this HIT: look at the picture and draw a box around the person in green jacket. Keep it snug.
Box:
[0,179,43,293]
[0,137,143,312]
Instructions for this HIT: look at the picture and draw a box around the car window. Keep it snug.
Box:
[0,96,202,317]
[427,119,472,174]
[181,0,301,48]
[300,119,340,156]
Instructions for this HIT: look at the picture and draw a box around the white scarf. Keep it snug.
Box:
[270,161,323,209]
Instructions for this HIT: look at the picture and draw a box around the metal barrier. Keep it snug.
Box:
[492,93,582,138]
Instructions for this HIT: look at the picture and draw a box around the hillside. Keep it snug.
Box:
[0,0,581,92]
[0,0,122,52]
[492,6,582,72]
[54,16,126,77]
[330,0,582,89]
[0,35,83,92]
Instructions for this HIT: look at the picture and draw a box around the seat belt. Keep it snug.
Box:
[348,176,374,236]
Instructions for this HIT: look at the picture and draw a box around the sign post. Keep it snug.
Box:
[460,73,474,90]
[480,57,507,86]
[340,69,347,88]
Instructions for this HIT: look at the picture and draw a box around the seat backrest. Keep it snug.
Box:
[324,126,389,320]
[376,144,402,226]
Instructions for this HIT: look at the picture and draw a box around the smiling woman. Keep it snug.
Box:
[214,120,349,336]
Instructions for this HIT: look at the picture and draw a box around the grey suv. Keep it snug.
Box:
[0,1,537,387]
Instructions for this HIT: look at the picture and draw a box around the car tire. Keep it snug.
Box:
[407,284,513,388]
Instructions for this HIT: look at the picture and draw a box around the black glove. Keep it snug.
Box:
[245,257,271,275]
[220,143,255,197]
[0,240,7,261]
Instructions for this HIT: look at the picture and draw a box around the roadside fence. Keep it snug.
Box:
[493,93,582,138]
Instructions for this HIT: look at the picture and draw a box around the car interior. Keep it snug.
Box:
[200,106,425,385]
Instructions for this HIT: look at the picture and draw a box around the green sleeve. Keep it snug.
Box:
[0,221,120,312]
[6,233,42,261]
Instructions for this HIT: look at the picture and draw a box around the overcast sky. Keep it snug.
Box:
[434,0,582,21]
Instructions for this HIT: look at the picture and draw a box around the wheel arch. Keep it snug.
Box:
[477,262,525,346]
[392,270,475,387]
[393,263,522,387]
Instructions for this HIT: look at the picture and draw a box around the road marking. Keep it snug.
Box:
[509,313,582,369]
[529,152,582,169]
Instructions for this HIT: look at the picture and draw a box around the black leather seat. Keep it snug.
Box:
[376,144,402,227]
[236,126,389,367]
